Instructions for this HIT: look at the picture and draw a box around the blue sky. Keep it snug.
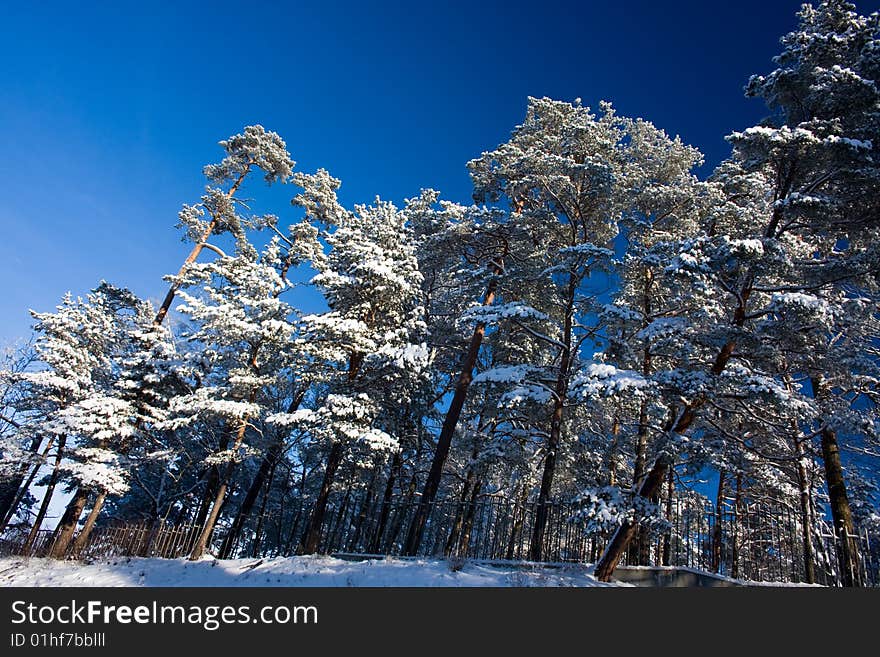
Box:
[3,0,880,345]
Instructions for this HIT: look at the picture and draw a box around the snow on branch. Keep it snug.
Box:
[458,302,548,325]
[569,363,652,400]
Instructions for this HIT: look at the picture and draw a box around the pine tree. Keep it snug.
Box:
[154,125,294,326]
[165,238,298,559]
[269,169,428,554]
[595,0,880,581]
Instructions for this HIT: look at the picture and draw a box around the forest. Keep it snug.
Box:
[1,0,878,585]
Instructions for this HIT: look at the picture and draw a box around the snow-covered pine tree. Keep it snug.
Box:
[402,192,523,555]
[595,0,880,581]
[110,321,193,526]
[468,97,710,558]
[569,115,712,564]
[0,341,42,533]
[46,283,156,558]
[165,237,297,559]
[154,125,294,326]
[0,341,39,530]
[269,169,429,554]
[0,285,125,551]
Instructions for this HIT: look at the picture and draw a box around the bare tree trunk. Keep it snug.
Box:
[820,425,859,586]
[457,478,483,556]
[711,469,726,573]
[22,434,67,553]
[795,440,816,585]
[445,471,474,556]
[0,430,46,529]
[49,486,89,558]
[193,452,224,530]
[299,441,345,554]
[404,258,504,555]
[662,466,674,567]
[218,439,283,558]
[811,377,859,586]
[189,465,231,560]
[250,459,277,558]
[348,465,380,552]
[2,435,56,533]
[370,451,401,553]
[71,490,107,555]
[189,411,252,560]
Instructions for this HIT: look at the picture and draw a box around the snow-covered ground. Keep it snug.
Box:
[0,555,619,587]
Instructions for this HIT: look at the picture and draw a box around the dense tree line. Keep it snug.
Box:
[1,0,878,583]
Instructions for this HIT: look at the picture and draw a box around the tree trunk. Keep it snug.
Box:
[283,507,304,556]
[632,400,653,566]
[193,456,223,530]
[218,440,283,558]
[529,425,558,561]
[662,466,674,567]
[143,518,165,558]
[632,268,655,565]
[820,426,859,586]
[299,441,345,554]
[795,440,816,585]
[189,412,251,560]
[349,465,380,552]
[389,466,420,553]
[153,167,249,327]
[731,472,742,579]
[457,478,483,557]
[250,457,278,557]
[594,315,738,581]
[811,376,859,586]
[49,486,89,558]
[0,432,46,528]
[445,471,474,556]
[328,476,354,549]
[607,417,620,487]
[70,490,107,555]
[711,469,725,573]
[633,267,654,489]
[1,435,55,533]
[370,451,401,553]
[216,389,304,558]
[595,450,675,580]
[188,465,231,560]
[530,273,576,562]
[22,434,67,554]
[505,486,529,560]
[403,259,504,555]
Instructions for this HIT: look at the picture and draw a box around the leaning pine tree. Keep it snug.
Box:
[166,238,298,560]
[595,0,880,581]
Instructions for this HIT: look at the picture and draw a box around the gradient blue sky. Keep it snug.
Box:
[3,0,880,344]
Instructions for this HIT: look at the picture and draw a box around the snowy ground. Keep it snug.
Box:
[0,555,619,587]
